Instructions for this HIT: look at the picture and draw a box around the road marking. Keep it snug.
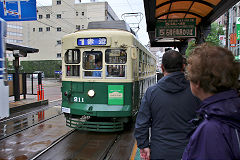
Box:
[49,98,62,103]
[130,140,138,160]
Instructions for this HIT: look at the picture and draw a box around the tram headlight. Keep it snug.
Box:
[88,89,95,97]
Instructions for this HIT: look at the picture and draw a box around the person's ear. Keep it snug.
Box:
[182,64,186,71]
[161,64,164,73]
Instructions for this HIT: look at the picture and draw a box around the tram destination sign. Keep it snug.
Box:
[77,37,107,46]
[156,18,196,38]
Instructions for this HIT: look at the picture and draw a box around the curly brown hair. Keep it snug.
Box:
[186,43,240,93]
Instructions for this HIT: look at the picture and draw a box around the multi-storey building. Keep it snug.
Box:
[21,0,119,61]
[17,0,119,77]
[6,22,24,61]
[228,2,240,56]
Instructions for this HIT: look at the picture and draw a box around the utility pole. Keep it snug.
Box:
[226,10,229,48]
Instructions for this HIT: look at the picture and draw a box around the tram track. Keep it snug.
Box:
[0,99,62,140]
[0,114,72,160]
[30,129,75,160]
[34,130,122,160]
[31,125,135,160]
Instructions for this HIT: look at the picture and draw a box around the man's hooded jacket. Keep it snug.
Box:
[135,71,200,159]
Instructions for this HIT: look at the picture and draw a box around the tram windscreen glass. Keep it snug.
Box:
[83,51,102,70]
[66,65,80,77]
[65,49,80,64]
[106,65,125,77]
[105,49,127,64]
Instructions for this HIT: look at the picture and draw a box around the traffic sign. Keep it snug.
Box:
[55,71,62,74]
[0,0,37,21]
[236,17,240,40]
[8,74,12,81]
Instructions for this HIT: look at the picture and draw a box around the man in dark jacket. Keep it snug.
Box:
[134,50,200,160]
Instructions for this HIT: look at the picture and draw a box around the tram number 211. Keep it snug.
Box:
[73,97,84,103]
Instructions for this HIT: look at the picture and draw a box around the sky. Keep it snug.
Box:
[36,0,150,46]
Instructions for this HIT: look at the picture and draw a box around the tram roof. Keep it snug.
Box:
[144,0,239,47]
[88,20,136,36]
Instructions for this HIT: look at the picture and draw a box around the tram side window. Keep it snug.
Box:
[105,49,126,78]
[139,50,143,77]
[83,51,103,77]
[65,49,80,77]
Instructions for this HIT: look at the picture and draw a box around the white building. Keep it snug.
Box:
[6,22,24,61]
[21,0,119,61]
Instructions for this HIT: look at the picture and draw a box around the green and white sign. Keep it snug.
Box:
[235,55,240,61]
[236,17,240,40]
[156,18,196,38]
[108,85,124,105]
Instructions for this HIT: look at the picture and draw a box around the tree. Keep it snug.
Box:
[185,22,225,57]
[205,22,225,46]
[185,39,196,58]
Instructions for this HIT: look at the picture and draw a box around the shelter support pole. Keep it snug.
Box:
[13,56,20,101]
[177,40,188,55]
[196,22,211,44]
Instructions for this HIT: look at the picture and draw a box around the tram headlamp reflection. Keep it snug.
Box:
[88,89,95,97]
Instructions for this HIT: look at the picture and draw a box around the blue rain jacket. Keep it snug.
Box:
[135,71,200,159]
[182,90,240,160]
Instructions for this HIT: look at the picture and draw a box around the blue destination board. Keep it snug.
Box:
[77,37,107,46]
[0,0,37,21]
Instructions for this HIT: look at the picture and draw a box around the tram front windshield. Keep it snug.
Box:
[83,51,103,77]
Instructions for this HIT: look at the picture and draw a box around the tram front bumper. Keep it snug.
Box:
[62,104,132,117]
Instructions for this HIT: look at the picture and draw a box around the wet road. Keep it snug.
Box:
[0,102,62,140]
[36,131,119,160]
[1,79,136,160]
[0,114,72,160]
[35,126,135,160]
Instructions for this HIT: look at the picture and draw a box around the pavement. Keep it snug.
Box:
[8,78,62,114]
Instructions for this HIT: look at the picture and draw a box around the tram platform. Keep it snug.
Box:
[9,95,48,114]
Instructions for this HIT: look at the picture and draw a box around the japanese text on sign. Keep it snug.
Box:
[156,18,196,38]
[77,37,107,46]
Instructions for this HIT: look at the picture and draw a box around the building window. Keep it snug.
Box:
[57,40,61,45]
[76,12,78,16]
[82,25,84,29]
[57,0,61,5]
[46,27,50,31]
[82,12,84,16]
[57,14,61,19]
[76,25,80,30]
[33,28,35,32]
[57,53,61,58]
[39,15,43,19]
[39,28,43,32]
[46,14,50,19]
[7,24,23,29]
[57,27,61,32]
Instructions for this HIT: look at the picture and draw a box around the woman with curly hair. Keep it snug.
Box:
[182,44,240,160]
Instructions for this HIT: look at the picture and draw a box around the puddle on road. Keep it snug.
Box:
[0,106,62,139]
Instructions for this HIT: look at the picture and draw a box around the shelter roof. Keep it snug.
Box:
[6,43,39,53]
[144,0,239,47]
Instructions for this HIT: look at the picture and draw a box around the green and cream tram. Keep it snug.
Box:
[61,21,156,132]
